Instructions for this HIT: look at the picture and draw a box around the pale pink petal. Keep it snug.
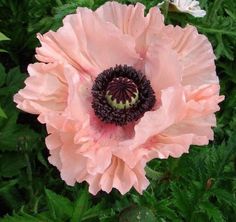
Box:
[83,146,112,175]
[145,84,223,159]
[144,40,182,93]
[164,25,218,86]
[184,84,224,118]
[36,7,139,76]
[122,86,187,149]
[14,62,67,115]
[146,133,194,160]
[46,133,62,150]
[59,132,88,185]
[96,2,147,38]
[132,161,149,193]
[96,2,164,56]
[113,146,149,169]
[40,113,78,132]
[135,7,165,57]
[164,106,218,146]
[48,149,62,170]
[63,65,93,122]
[86,174,102,195]
[86,157,149,195]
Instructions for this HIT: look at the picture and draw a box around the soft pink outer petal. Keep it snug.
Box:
[86,157,149,195]
[36,7,139,76]
[47,129,88,186]
[46,125,149,195]
[122,86,187,150]
[96,2,147,38]
[163,84,224,146]
[146,133,194,159]
[113,146,149,169]
[14,62,67,115]
[163,25,218,86]
[46,132,63,170]
[144,84,223,159]
[184,84,224,118]
[144,40,182,93]
[63,65,93,122]
[96,2,164,56]
[83,146,113,175]
[60,143,88,185]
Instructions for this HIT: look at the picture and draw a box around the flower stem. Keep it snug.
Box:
[24,151,34,200]
[145,166,163,181]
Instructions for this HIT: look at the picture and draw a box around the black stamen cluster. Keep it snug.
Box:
[91,65,156,126]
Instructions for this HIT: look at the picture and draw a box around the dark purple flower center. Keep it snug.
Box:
[106,77,139,109]
[91,65,156,126]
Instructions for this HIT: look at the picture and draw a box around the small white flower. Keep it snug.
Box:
[158,0,206,18]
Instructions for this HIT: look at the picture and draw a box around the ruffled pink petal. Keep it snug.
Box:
[46,133,62,150]
[36,7,139,76]
[14,62,67,115]
[86,157,149,195]
[163,25,218,86]
[146,133,194,159]
[144,39,182,93]
[96,2,147,38]
[135,7,165,57]
[39,112,79,134]
[46,132,63,170]
[60,145,88,185]
[83,145,113,175]
[144,83,223,159]
[53,131,88,185]
[113,146,149,169]
[122,86,187,150]
[151,84,223,150]
[96,2,164,57]
[168,115,216,145]
[74,123,129,175]
[48,149,63,170]
[46,124,149,194]
[132,160,149,193]
[184,84,224,118]
[63,65,93,122]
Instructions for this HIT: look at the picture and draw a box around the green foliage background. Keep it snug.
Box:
[0,0,235,221]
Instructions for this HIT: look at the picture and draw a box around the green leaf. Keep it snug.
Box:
[82,203,102,221]
[0,105,7,118]
[0,153,27,177]
[199,202,225,222]
[208,188,236,208]
[0,63,6,87]
[196,16,236,37]
[71,189,89,222]
[0,49,8,53]
[215,34,234,60]
[1,212,50,222]
[170,183,192,218]
[0,32,10,41]
[0,65,26,97]
[0,179,20,209]
[5,66,27,94]
[45,188,73,220]
[155,199,179,221]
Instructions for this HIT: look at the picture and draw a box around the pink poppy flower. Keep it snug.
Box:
[14,2,224,195]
